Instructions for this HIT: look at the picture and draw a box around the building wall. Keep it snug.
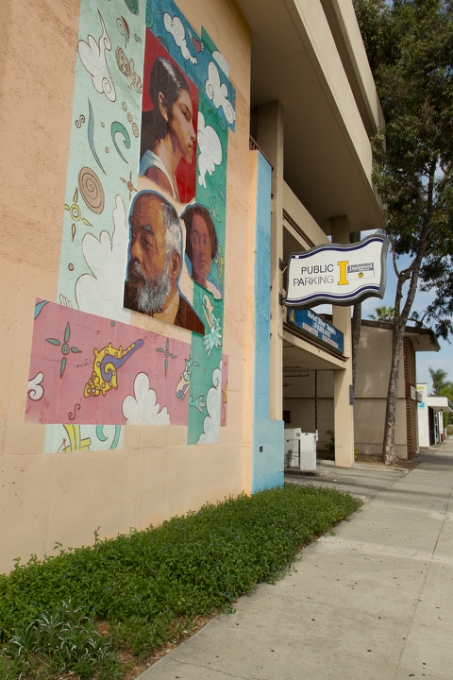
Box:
[0,0,257,573]
[354,324,408,458]
[251,151,284,491]
[283,324,416,460]
[283,372,334,454]
[417,384,430,447]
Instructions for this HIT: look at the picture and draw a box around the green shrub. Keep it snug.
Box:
[0,484,360,677]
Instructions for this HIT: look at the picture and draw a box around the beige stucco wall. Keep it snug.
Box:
[354,325,408,456]
[283,183,329,247]
[355,325,406,400]
[294,0,373,184]
[0,0,254,573]
[320,0,385,136]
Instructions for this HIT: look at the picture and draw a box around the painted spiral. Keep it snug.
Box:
[78,167,105,214]
[124,0,139,15]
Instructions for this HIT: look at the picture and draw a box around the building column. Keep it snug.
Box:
[331,216,354,468]
[256,101,284,421]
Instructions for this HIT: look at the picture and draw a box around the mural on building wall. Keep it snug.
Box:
[140,30,198,202]
[28,0,235,451]
[123,190,205,332]
[27,299,228,432]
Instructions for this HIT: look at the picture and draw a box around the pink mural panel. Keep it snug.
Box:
[26,300,195,426]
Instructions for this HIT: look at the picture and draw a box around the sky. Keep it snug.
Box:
[312,247,453,392]
[361,253,453,389]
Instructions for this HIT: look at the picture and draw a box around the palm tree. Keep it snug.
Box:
[368,305,394,321]
[429,368,453,396]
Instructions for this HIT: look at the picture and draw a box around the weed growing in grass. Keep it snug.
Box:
[0,601,122,679]
[0,484,360,678]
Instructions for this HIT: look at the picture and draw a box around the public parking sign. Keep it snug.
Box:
[285,235,388,308]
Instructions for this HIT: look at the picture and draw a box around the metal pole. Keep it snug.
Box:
[315,368,318,440]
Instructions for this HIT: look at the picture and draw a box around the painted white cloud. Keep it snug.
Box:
[164,13,197,64]
[76,195,130,322]
[198,362,222,444]
[205,61,235,124]
[28,373,44,401]
[78,11,116,102]
[197,112,222,188]
[123,373,171,425]
[212,51,229,78]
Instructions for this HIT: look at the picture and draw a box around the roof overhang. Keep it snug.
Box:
[360,320,440,353]
[283,326,346,371]
[427,397,453,413]
[237,0,385,234]
[404,327,440,353]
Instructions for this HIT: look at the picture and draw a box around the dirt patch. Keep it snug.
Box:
[355,453,420,471]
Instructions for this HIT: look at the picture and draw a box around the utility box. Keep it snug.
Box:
[284,428,301,469]
[299,432,317,471]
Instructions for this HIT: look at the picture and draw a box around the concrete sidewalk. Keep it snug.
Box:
[285,459,411,504]
[138,442,453,680]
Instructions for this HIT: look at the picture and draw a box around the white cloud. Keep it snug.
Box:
[205,61,235,124]
[123,373,171,425]
[163,13,197,64]
[28,373,44,401]
[75,195,130,322]
[212,51,229,78]
[78,11,116,102]
[198,362,222,444]
[197,112,222,188]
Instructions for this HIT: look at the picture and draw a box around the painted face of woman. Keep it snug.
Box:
[169,89,196,163]
[190,214,212,286]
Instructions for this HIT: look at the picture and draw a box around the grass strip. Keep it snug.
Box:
[0,484,360,679]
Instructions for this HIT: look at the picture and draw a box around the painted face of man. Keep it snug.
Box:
[127,194,175,313]
[189,213,212,286]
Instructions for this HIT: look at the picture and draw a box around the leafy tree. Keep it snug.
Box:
[354,0,453,464]
[368,305,395,321]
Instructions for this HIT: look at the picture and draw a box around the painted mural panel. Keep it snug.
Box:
[123,190,205,332]
[140,29,198,202]
[44,424,123,454]
[58,2,144,322]
[27,300,191,426]
[27,299,229,435]
[32,0,234,450]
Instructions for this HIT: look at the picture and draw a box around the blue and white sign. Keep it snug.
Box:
[287,309,344,353]
[285,235,388,307]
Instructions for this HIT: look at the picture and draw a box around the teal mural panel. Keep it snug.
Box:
[187,91,228,444]
[57,0,145,319]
